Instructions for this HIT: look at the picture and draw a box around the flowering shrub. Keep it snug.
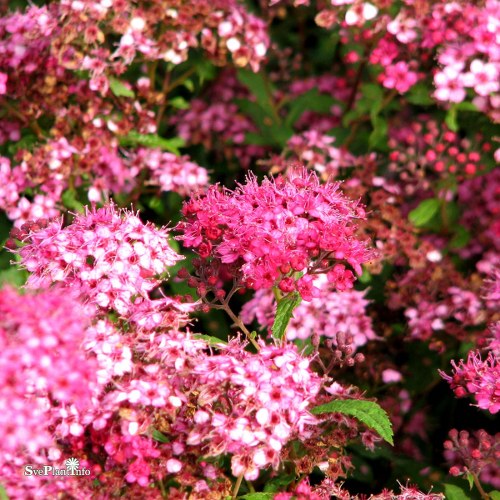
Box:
[0,0,498,498]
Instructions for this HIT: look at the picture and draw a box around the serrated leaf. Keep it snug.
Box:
[443,484,469,500]
[193,334,228,346]
[151,429,170,443]
[109,77,135,98]
[119,132,184,154]
[409,198,440,227]
[271,292,302,341]
[311,399,394,445]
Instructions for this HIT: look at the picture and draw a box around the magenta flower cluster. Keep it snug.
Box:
[177,168,372,300]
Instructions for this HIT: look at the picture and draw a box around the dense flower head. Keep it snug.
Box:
[440,350,500,414]
[15,203,183,322]
[275,130,358,177]
[186,340,323,480]
[242,274,377,345]
[0,286,99,459]
[176,168,372,300]
[387,118,493,187]
[131,148,209,196]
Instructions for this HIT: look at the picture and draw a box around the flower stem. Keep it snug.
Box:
[220,300,260,351]
[471,471,489,500]
[232,473,244,499]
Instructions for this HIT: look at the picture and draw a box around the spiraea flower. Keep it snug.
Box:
[15,203,183,323]
[176,168,372,301]
[185,340,323,480]
[0,286,99,458]
[242,274,377,346]
[440,350,500,414]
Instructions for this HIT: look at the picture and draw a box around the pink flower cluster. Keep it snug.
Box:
[177,168,372,301]
[15,204,186,327]
[431,0,500,116]
[283,131,357,177]
[440,350,500,414]
[388,118,492,188]
[131,148,209,196]
[444,429,500,488]
[187,341,322,480]
[177,169,370,300]
[405,286,483,341]
[0,287,98,459]
[56,0,269,79]
[242,274,377,346]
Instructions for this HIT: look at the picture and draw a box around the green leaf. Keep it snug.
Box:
[193,334,228,346]
[311,399,394,445]
[183,79,195,92]
[449,225,470,249]
[409,198,440,227]
[358,267,372,284]
[62,189,85,213]
[109,77,135,98]
[445,105,459,132]
[170,96,190,109]
[455,101,479,112]
[489,491,500,500]
[285,88,337,127]
[369,115,388,150]
[237,70,275,116]
[0,267,28,287]
[443,484,470,500]
[263,474,296,493]
[271,292,302,341]
[119,132,185,154]
[466,472,474,490]
[244,132,279,147]
[406,83,434,106]
[7,134,37,155]
[151,429,170,443]
[0,484,8,500]
[236,99,292,147]
[362,83,384,102]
